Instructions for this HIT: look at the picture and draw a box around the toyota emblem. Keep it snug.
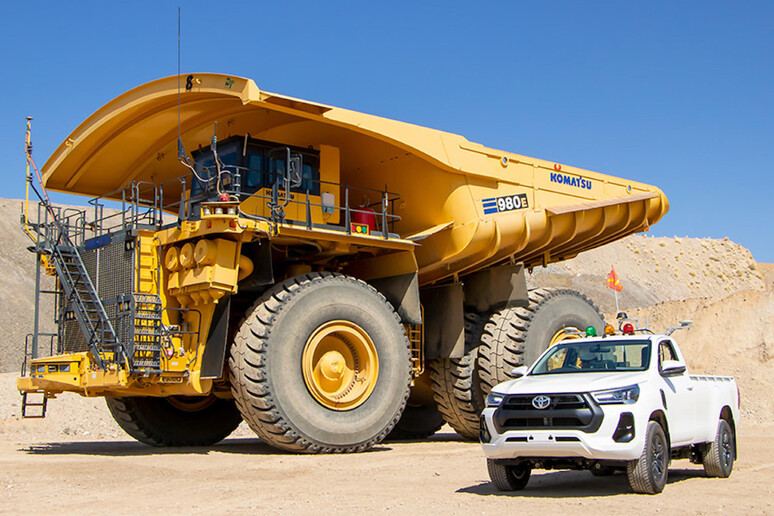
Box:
[532,395,551,409]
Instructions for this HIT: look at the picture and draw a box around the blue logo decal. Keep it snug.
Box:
[550,172,592,190]
[482,198,498,215]
[482,194,529,214]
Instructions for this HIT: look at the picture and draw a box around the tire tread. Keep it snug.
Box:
[229,272,411,453]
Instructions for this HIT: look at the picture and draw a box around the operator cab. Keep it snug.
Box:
[190,136,320,201]
[185,135,339,225]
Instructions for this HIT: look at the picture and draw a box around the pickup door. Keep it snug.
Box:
[655,338,696,446]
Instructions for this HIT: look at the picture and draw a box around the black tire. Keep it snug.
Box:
[478,288,604,392]
[703,419,734,478]
[229,272,411,453]
[487,459,532,491]
[385,404,445,440]
[429,312,487,440]
[105,394,242,447]
[627,421,669,494]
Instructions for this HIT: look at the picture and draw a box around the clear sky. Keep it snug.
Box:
[2,1,772,261]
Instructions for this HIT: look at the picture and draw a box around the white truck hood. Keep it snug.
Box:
[494,372,649,395]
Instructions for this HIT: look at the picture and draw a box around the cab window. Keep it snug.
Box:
[658,340,678,365]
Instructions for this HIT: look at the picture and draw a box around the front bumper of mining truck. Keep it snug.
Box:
[17,351,215,398]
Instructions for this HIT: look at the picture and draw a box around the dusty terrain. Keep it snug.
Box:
[1,196,773,513]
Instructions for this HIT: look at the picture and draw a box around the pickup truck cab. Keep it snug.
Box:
[480,328,739,494]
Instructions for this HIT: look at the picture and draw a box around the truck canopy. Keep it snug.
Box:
[41,73,669,276]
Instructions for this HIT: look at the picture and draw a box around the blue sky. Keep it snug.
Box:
[2,1,772,261]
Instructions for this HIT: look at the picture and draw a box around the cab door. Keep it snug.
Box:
[656,338,696,446]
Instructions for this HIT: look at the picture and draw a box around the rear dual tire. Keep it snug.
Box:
[431,289,604,440]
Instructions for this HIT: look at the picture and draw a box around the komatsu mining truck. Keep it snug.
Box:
[17,74,668,452]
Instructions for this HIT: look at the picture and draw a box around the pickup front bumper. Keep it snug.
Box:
[481,396,647,462]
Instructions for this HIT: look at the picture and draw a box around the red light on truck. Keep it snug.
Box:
[622,323,634,335]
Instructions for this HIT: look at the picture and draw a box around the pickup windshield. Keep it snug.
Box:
[530,340,651,375]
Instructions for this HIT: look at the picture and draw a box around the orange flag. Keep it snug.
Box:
[606,267,623,292]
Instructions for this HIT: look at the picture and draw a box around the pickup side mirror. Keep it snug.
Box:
[660,360,687,377]
[510,366,528,379]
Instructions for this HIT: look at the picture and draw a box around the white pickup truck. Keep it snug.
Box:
[480,328,739,494]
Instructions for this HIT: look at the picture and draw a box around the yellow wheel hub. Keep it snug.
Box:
[549,327,581,346]
[302,321,379,411]
[548,327,582,369]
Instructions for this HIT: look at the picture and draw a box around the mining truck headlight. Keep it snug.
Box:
[592,384,639,404]
[486,393,505,407]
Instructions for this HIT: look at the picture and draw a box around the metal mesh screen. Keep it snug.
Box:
[60,237,135,355]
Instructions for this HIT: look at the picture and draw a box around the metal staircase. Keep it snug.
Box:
[133,293,163,373]
[51,243,122,369]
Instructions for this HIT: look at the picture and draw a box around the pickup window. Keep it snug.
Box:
[658,339,678,363]
[531,340,651,375]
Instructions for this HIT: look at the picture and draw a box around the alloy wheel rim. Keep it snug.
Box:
[721,428,733,467]
[652,434,665,480]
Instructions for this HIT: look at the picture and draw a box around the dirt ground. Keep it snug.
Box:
[2,197,773,513]
[0,422,772,514]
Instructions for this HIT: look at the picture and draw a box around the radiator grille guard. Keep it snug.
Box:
[60,236,135,358]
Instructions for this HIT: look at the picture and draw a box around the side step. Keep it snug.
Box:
[21,392,48,419]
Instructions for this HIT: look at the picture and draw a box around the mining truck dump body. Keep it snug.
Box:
[42,74,667,284]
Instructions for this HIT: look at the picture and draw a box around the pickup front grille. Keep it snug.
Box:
[493,393,603,433]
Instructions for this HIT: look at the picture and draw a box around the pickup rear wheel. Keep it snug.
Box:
[487,459,532,491]
[478,288,604,393]
[627,421,669,494]
[703,419,735,477]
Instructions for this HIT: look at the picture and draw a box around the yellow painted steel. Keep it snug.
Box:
[549,328,582,347]
[40,73,668,285]
[301,321,379,411]
[17,352,211,397]
[21,74,670,398]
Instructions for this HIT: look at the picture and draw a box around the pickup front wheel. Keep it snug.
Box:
[487,459,532,491]
[703,419,735,478]
[627,421,669,494]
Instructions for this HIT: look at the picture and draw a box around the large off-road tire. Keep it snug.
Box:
[478,288,604,392]
[487,459,532,491]
[703,419,735,478]
[105,394,242,447]
[627,421,669,494]
[385,404,445,440]
[429,313,487,440]
[229,272,411,453]
[386,367,444,440]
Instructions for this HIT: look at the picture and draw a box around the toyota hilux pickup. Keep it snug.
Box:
[480,325,739,494]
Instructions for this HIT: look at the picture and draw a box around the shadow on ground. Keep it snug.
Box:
[20,438,394,457]
[458,468,705,498]
[385,431,469,444]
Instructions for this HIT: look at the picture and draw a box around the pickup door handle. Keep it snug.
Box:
[687,386,694,391]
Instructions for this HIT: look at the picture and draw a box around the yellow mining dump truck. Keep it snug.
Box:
[17,74,668,451]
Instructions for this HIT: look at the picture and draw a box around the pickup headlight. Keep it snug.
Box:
[591,385,640,404]
[486,393,505,407]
